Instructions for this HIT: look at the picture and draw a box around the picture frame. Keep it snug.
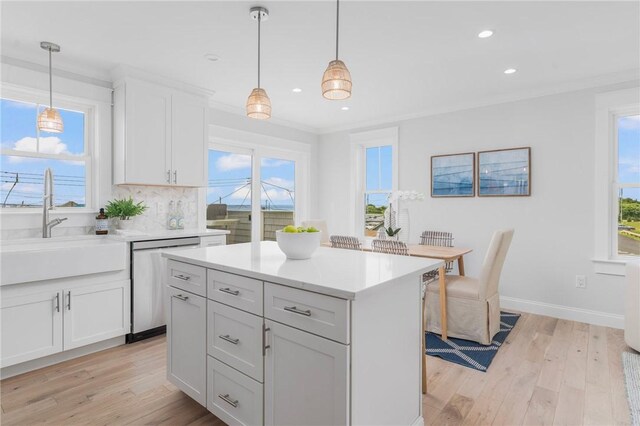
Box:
[477,147,531,197]
[431,152,475,197]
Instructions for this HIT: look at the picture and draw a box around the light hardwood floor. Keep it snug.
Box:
[0,312,632,425]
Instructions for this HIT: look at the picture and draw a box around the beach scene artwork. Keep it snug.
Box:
[431,152,475,197]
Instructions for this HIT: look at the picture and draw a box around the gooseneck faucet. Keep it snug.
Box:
[42,168,67,238]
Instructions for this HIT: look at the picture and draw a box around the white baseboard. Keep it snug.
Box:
[500,296,624,329]
[0,336,126,379]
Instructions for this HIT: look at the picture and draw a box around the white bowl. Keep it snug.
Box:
[275,230,322,260]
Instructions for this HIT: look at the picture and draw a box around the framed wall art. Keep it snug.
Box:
[477,147,531,196]
[431,152,475,197]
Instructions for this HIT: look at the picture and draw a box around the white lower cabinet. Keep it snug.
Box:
[1,279,130,369]
[264,320,349,426]
[63,280,130,350]
[208,357,263,426]
[1,290,63,368]
[167,285,206,406]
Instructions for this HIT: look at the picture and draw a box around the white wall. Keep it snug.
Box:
[317,83,639,327]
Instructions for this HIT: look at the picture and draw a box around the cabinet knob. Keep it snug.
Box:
[173,170,177,184]
[166,170,171,183]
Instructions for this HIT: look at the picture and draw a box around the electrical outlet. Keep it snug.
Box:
[576,275,587,289]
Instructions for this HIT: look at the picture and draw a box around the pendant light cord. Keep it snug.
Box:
[48,47,53,108]
[335,0,340,60]
[257,12,261,88]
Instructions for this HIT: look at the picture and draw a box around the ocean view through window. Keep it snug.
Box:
[0,97,88,208]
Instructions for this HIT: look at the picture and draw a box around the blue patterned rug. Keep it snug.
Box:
[425,311,520,372]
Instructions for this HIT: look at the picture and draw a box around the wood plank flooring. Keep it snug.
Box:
[0,312,633,425]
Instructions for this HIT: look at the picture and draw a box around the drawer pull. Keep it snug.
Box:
[219,334,240,345]
[219,287,240,296]
[173,294,189,301]
[218,393,238,408]
[284,306,311,316]
[174,274,191,281]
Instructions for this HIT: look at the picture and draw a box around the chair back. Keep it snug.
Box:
[302,220,329,244]
[479,229,515,299]
[419,230,453,247]
[330,235,362,251]
[372,239,409,256]
[207,204,228,220]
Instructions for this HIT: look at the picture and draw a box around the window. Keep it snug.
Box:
[350,127,398,239]
[616,114,640,257]
[0,97,90,208]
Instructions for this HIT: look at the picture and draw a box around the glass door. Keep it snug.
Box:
[207,148,252,245]
[260,157,296,241]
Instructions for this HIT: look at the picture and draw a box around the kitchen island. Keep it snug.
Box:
[163,241,442,426]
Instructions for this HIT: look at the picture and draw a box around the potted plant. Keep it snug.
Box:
[105,197,147,230]
[385,226,402,241]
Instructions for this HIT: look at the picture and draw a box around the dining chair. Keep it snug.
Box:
[371,239,409,256]
[419,230,454,282]
[329,235,362,251]
[301,220,329,244]
[425,229,515,345]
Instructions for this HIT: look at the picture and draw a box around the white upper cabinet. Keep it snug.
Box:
[113,75,208,187]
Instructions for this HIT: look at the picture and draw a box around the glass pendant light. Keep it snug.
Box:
[37,42,64,133]
[246,7,271,120]
[322,0,352,100]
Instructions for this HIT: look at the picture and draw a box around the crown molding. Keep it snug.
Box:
[317,68,640,135]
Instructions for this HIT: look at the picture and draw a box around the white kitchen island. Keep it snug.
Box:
[163,241,442,426]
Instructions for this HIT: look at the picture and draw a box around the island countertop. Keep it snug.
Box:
[162,241,443,299]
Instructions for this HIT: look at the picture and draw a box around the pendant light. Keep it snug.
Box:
[246,7,271,120]
[37,41,64,133]
[321,0,352,100]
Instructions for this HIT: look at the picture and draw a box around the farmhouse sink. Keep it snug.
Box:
[0,235,127,285]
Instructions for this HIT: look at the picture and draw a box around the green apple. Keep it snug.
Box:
[306,227,319,233]
[282,225,298,233]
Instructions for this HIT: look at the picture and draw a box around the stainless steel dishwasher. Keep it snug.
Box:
[128,237,201,342]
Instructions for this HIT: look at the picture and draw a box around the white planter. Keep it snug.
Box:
[117,218,135,230]
[275,231,322,260]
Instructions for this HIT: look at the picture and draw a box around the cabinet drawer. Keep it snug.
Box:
[208,301,264,382]
[208,270,263,316]
[167,260,206,297]
[264,283,350,344]
[208,356,263,426]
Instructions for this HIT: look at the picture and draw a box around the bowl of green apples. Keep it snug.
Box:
[276,225,322,260]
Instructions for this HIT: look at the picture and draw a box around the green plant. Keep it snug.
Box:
[385,226,401,237]
[104,197,147,220]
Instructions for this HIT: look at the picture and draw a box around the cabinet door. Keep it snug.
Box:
[171,93,207,187]
[1,290,63,368]
[264,320,349,426]
[63,280,130,350]
[167,285,206,406]
[124,80,172,185]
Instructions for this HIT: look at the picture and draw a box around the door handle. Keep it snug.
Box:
[284,306,311,316]
[54,293,60,313]
[263,324,270,356]
[67,291,71,310]
[173,170,177,184]
[219,287,240,296]
[166,170,171,183]
[218,393,238,408]
[173,294,189,301]
[219,334,240,345]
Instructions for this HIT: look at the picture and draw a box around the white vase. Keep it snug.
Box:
[398,208,410,243]
[118,218,135,230]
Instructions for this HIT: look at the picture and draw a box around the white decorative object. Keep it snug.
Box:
[118,218,135,230]
[275,231,322,260]
[398,208,410,243]
[388,190,426,243]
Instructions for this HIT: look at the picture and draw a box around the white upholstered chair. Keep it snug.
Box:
[301,220,329,244]
[425,229,514,345]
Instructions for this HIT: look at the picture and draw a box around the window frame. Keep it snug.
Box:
[594,87,640,275]
[350,127,399,240]
[0,86,95,212]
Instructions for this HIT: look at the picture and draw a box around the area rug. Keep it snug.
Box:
[425,311,520,372]
[623,351,640,426]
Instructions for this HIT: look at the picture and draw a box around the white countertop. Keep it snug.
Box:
[108,228,229,242]
[162,241,443,299]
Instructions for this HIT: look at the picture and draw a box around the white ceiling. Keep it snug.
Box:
[2,1,639,133]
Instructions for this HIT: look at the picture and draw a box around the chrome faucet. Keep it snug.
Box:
[42,168,67,238]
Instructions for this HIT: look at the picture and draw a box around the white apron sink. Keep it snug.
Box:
[1,236,127,286]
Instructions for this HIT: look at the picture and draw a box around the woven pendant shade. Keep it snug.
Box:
[246,88,271,120]
[37,107,64,133]
[321,59,352,100]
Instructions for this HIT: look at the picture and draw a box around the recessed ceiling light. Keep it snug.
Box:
[204,53,220,62]
[292,88,302,93]
[478,30,494,38]
[504,68,517,74]
[341,106,349,111]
